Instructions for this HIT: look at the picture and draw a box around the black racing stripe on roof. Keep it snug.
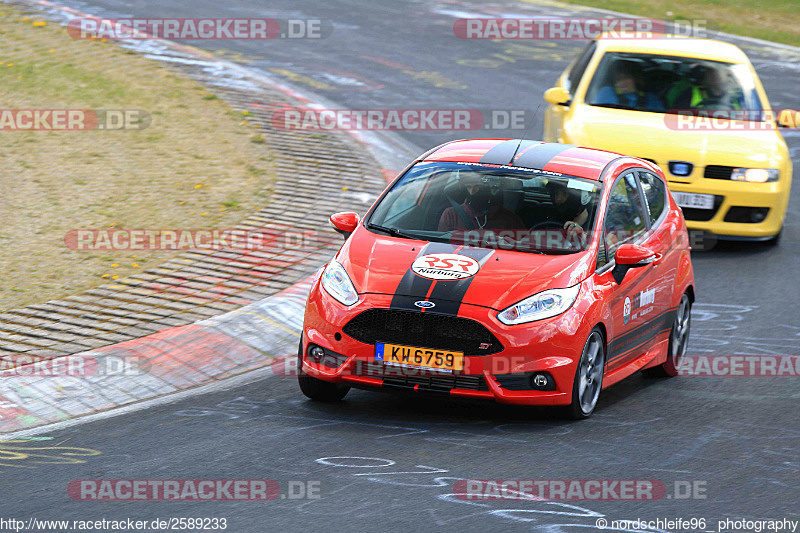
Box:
[508,139,541,164]
[512,142,575,170]
[478,140,533,165]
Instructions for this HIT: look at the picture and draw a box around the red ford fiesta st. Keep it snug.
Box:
[299,139,695,418]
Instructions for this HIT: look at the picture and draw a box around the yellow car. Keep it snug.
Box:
[543,35,793,242]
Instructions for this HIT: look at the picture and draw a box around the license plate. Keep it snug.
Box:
[375,342,464,372]
[673,192,715,210]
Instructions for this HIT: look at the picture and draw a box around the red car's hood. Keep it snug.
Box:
[338,227,595,311]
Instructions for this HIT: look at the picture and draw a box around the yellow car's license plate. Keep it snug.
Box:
[376,342,464,372]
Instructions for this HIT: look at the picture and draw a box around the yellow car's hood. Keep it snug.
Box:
[568,105,787,182]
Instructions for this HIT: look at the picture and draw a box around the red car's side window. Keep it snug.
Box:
[597,172,648,269]
[637,171,668,227]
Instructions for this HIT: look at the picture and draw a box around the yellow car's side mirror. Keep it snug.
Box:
[544,87,571,106]
[777,109,799,128]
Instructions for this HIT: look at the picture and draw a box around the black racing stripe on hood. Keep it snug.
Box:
[512,142,575,170]
[389,242,459,311]
[425,247,495,315]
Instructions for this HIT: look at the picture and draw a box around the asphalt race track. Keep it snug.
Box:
[6,371,799,531]
[3,0,799,531]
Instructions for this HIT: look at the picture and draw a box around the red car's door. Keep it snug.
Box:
[593,170,664,373]
[636,170,678,347]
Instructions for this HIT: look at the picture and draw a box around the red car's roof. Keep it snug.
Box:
[421,139,625,181]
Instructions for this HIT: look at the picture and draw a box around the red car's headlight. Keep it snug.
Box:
[497,284,580,325]
[321,260,359,306]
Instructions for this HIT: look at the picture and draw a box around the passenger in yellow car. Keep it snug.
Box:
[595,61,663,111]
[665,66,743,110]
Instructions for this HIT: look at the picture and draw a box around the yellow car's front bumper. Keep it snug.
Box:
[669,178,789,240]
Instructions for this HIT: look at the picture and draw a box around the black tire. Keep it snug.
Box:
[642,292,691,378]
[297,336,350,402]
[298,375,350,402]
[564,327,605,420]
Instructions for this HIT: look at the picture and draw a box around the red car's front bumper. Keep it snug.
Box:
[301,278,592,406]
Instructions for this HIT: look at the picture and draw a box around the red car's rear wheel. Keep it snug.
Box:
[643,292,691,378]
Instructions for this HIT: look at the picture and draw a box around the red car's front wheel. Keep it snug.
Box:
[297,337,350,402]
[298,374,350,402]
[565,327,605,419]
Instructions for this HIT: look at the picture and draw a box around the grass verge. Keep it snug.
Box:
[0,5,276,311]
[531,0,800,47]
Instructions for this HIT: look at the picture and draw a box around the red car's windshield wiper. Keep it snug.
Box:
[367,223,422,240]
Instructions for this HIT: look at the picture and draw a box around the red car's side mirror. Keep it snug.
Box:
[612,243,656,283]
[615,243,656,266]
[330,212,359,239]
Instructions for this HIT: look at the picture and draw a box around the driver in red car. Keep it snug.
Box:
[438,172,524,232]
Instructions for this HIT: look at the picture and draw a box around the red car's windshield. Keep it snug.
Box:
[366,161,602,254]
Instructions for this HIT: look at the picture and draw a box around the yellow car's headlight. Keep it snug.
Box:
[730,168,779,183]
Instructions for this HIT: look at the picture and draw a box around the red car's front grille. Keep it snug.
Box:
[342,308,504,356]
[355,369,489,392]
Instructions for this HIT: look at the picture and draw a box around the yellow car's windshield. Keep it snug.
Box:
[585,52,765,119]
